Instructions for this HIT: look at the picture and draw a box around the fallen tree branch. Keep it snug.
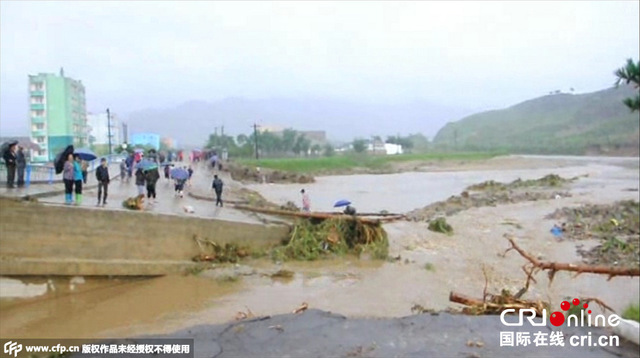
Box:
[504,236,640,280]
[449,291,546,315]
[233,205,384,224]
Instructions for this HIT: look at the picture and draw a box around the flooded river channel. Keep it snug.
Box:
[1,155,638,339]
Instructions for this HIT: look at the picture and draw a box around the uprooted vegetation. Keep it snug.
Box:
[428,217,454,235]
[407,174,575,221]
[271,217,389,261]
[546,200,640,267]
[190,217,389,266]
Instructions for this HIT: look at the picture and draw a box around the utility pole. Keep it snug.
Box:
[221,125,225,148]
[253,123,260,160]
[106,108,112,155]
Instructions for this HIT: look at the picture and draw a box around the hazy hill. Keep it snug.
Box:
[126,98,474,147]
[433,86,640,155]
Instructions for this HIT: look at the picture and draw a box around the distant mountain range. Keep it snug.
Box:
[125,97,475,147]
[433,85,640,155]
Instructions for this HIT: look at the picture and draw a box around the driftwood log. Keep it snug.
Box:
[505,236,640,280]
[233,205,404,224]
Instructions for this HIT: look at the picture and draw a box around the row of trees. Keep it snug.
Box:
[350,133,431,153]
[205,129,336,158]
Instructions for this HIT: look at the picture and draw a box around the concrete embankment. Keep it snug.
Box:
[0,198,290,276]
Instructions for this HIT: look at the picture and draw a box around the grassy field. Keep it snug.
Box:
[236,152,501,173]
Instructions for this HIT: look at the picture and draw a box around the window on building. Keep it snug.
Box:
[36,136,45,144]
[37,150,46,156]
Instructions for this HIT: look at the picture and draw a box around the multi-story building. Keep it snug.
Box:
[28,68,88,162]
[87,112,121,150]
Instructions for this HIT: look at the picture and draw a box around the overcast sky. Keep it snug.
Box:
[1,1,638,136]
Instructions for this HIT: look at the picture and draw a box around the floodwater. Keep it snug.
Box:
[246,155,639,213]
[1,155,639,339]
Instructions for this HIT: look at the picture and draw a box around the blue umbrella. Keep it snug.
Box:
[136,159,158,170]
[74,147,97,161]
[171,168,189,180]
[333,199,352,208]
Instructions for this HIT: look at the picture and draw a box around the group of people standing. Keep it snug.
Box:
[62,154,85,205]
[2,143,27,188]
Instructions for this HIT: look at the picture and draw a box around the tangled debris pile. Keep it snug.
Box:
[122,195,144,210]
[546,200,640,267]
[193,236,251,263]
[406,174,575,221]
[272,218,389,261]
[449,290,548,316]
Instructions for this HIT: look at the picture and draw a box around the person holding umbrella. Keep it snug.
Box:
[171,167,189,198]
[2,142,18,188]
[135,167,146,197]
[145,167,160,203]
[334,199,356,215]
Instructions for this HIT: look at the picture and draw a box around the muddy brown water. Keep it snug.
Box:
[1,155,638,339]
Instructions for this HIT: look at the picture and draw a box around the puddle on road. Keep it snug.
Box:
[0,275,239,339]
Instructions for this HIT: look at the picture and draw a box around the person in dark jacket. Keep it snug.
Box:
[95,158,110,206]
[126,154,134,182]
[16,146,26,187]
[63,154,75,204]
[212,174,224,207]
[135,167,146,196]
[3,143,17,188]
[145,168,160,202]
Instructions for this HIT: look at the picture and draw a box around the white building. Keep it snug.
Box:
[87,112,121,147]
[384,143,403,155]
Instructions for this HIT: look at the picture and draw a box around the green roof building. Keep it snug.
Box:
[28,68,88,162]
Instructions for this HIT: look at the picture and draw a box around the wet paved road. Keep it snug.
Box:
[35,163,266,224]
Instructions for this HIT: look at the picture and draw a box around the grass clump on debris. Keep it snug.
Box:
[428,217,454,235]
[271,217,389,261]
[466,174,575,191]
